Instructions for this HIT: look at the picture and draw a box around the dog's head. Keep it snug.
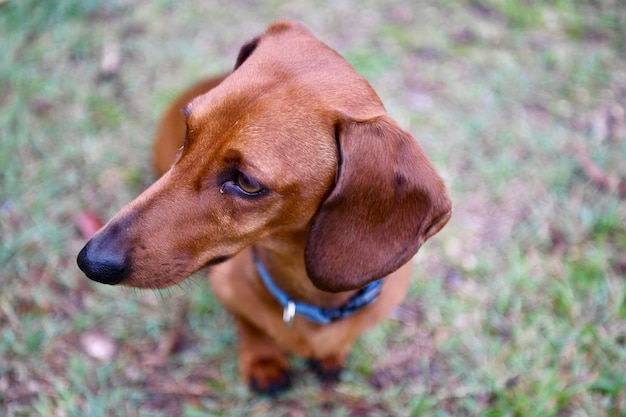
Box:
[77,21,451,291]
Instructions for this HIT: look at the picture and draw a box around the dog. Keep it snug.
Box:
[77,21,452,393]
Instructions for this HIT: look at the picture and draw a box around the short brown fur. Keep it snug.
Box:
[78,21,451,393]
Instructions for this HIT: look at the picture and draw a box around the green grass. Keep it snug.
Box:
[2,0,626,416]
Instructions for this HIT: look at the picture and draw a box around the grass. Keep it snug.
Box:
[1,0,625,415]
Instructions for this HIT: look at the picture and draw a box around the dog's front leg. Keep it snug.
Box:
[307,351,348,384]
[235,317,292,394]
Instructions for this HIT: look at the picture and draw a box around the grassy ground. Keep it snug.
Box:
[1,0,625,415]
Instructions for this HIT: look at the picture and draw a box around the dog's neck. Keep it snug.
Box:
[253,230,358,309]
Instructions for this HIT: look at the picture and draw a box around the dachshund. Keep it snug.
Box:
[78,20,451,393]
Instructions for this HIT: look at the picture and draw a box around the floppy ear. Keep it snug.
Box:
[234,36,260,70]
[305,116,452,292]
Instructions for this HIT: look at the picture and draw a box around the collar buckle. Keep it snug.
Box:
[283,300,296,325]
[253,252,384,326]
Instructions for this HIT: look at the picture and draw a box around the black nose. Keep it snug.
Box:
[77,240,128,285]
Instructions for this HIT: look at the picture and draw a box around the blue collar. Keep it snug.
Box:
[253,253,384,325]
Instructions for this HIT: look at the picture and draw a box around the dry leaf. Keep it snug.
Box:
[80,331,117,361]
[74,210,104,239]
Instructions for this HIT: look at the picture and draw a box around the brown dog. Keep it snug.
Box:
[77,21,451,393]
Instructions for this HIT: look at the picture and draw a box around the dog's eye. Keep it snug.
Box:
[219,171,266,198]
[235,172,264,196]
[236,172,263,195]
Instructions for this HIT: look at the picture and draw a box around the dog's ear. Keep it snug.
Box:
[234,36,260,70]
[305,116,452,292]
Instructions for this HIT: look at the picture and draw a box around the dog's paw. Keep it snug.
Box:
[247,358,292,395]
[308,355,344,384]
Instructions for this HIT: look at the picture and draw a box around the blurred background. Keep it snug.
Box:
[1,0,625,416]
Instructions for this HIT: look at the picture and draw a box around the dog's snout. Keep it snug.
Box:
[77,239,128,285]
